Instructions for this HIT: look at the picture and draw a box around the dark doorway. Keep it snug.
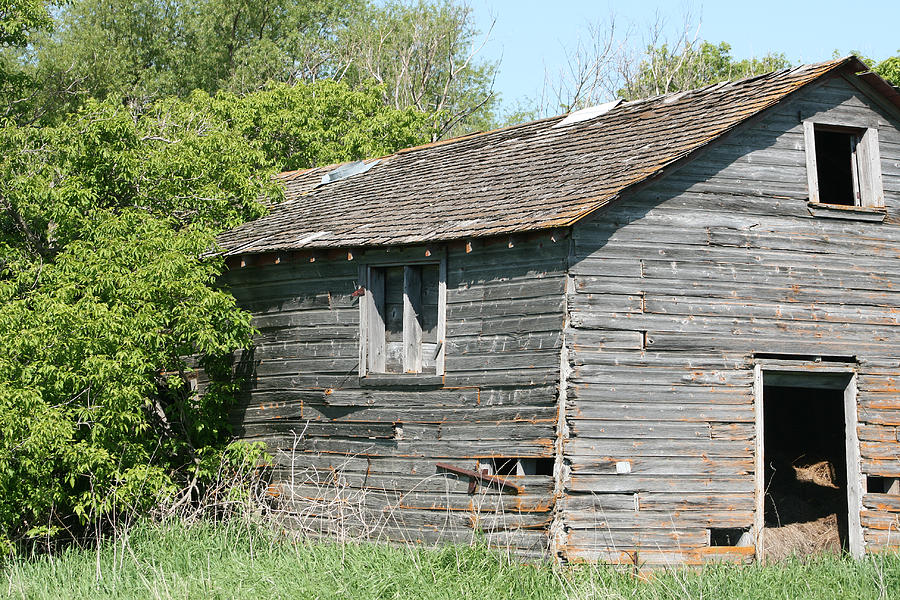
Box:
[762,385,848,558]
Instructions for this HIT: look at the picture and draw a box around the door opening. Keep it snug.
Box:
[762,385,848,560]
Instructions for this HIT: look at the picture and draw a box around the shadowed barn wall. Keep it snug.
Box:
[224,235,568,556]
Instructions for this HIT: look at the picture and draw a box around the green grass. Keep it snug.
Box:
[2,520,899,599]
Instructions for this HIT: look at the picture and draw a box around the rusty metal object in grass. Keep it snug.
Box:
[435,462,523,495]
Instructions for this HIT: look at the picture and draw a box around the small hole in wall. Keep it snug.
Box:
[709,527,751,547]
[482,457,554,476]
[868,476,900,495]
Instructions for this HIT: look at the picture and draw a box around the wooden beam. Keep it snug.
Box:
[403,266,423,373]
[803,120,820,204]
[845,374,865,558]
[367,267,386,373]
[358,264,368,377]
[859,127,884,208]
[753,364,764,562]
[436,255,447,375]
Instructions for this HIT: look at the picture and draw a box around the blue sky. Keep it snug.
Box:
[469,0,900,111]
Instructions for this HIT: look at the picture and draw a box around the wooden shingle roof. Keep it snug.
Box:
[218,57,873,255]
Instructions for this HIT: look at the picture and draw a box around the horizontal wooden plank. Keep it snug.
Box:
[567,474,754,494]
[568,455,754,476]
[560,492,754,513]
[860,511,900,531]
[570,366,753,387]
[258,437,556,458]
[568,383,753,405]
[564,546,755,566]
[861,459,900,477]
[564,509,753,530]
[568,402,754,423]
[565,527,709,549]
[565,438,753,458]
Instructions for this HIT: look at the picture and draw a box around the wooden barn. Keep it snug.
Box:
[215,56,900,565]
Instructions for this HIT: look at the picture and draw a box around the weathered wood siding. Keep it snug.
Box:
[563,75,900,564]
[224,236,567,555]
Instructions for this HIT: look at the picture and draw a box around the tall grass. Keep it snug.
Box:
[3,446,898,599]
[2,520,565,599]
[3,519,899,599]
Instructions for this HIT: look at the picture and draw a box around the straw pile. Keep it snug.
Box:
[763,514,841,561]
[792,459,839,489]
[764,457,843,561]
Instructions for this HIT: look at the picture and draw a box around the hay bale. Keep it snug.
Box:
[792,459,838,489]
[762,514,841,561]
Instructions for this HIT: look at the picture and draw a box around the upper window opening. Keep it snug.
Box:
[804,122,884,209]
[814,129,858,206]
[364,262,442,375]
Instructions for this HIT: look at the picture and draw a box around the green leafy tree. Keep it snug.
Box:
[7,0,359,121]
[618,41,792,101]
[519,12,796,123]
[832,50,900,89]
[0,0,51,122]
[205,80,433,170]
[0,0,50,47]
[16,0,494,136]
[0,81,430,551]
[0,99,271,551]
[182,0,361,93]
[338,0,498,139]
[874,53,900,87]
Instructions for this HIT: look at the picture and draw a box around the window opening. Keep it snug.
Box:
[814,129,859,206]
[366,263,440,374]
[762,385,848,560]
[709,527,751,547]
[867,476,900,495]
[479,457,554,477]
[805,121,883,209]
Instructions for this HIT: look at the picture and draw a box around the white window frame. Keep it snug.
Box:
[358,255,446,377]
[804,121,884,208]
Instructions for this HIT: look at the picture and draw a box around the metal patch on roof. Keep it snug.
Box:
[553,100,623,128]
[320,160,379,185]
[294,231,330,246]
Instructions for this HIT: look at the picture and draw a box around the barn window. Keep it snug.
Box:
[804,122,883,208]
[361,260,445,376]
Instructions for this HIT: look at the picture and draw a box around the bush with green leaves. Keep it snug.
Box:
[874,53,900,88]
[0,80,431,552]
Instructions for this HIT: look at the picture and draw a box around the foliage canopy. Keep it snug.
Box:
[0,0,49,48]
[874,53,900,88]
[0,81,431,550]
[5,0,495,136]
[617,41,792,101]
